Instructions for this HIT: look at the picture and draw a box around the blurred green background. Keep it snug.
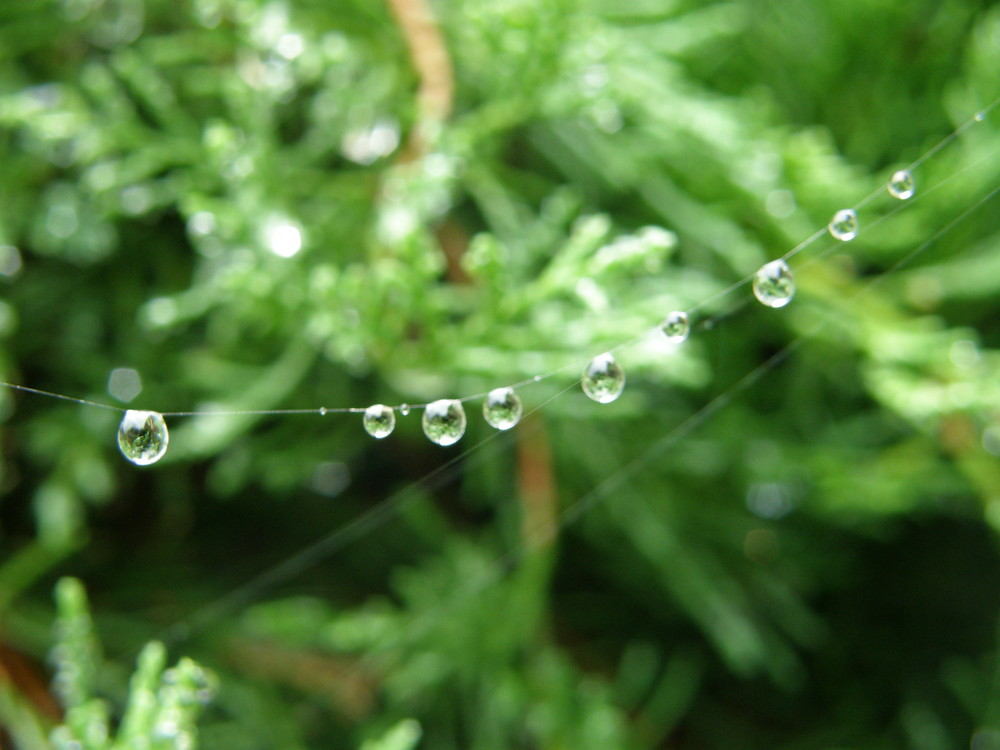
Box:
[1,0,1000,748]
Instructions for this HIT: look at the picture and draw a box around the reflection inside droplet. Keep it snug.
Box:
[582,353,625,403]
[828,209,858,242]
[752,259,795,308]
[422,399,466,446]
[117,410,169,466]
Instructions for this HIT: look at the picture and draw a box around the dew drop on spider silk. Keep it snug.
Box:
[887,170,915,200]
[660,311,690,344]
[582,353,625,403]
[117,410,169,466]
[399,403,410,416]
[828,209,858,241]
[362,404,395,439]
[422,399,466,446]
[482,387,522,430]
[752,259,795,308]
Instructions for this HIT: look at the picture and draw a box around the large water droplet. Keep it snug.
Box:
[888,170,915,200]
[660,311,690,344]
[363,404,395,439]
[752,259,795,308]
[828,209,858,241]
[582,353,625,403]
[422,399,466,446]
[117,410,169,466]
[482,387,522,430]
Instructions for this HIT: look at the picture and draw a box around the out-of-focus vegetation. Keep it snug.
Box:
[1,0,1000,748]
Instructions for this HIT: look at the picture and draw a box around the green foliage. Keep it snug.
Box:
[0,0,999,748]
[48,578,215,750]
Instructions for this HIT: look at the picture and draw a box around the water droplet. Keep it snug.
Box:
[752,259,795,308]
[828,209,858,241]
[660,311,690,344]
[582,353,625,403]
[975,112,985,122]
[887,169,915,200]
[117,410,169,466]
[482,387,522,430]
[362,404,395,439]
[422,399,466,446]
[319,407,327,416]
[399,403,410,416]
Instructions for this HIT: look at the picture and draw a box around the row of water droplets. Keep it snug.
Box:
[114,168,921,467]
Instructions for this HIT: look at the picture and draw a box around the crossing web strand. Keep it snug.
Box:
[3,97,998,454]
[1,94,998,645]
[158,382,579,644]
[686,143,1000,334]
[4,127,995,439]
[4,0,1000,744]
[169,161,1000,664]
[137,111,998,643]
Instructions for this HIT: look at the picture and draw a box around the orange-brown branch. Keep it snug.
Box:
[386,0,454,140]
[517,415,558,551]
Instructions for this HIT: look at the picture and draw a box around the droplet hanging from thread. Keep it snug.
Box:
[422,399,467,446]
[828,209,858,241]
[117,410,169,466]
[752,259,795,308]
[887,170,915,200]
[362,404,395,438]
[660,311,690,344]
[582,353,625,404]
[482,387,522,430]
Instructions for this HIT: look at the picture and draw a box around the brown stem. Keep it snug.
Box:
[517,414,558,551]
[226,639,377,720]
[386,0,454,153]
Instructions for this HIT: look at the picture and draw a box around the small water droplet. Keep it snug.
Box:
[482,387,522,430]
[887,170,915,200]
[533,375,541,382]
[828,208,858,241]
[362,404,395,439]
[752,259,795,308]
[117,410,169,466]
[399,403,410,416]
[422,399,466,446]
[319,407,327,416]
[582,353,625,403]
[975,112,985,122]
[660,311,690,344]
